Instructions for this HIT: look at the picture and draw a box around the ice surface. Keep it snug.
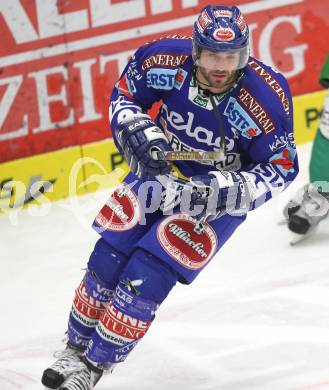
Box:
[1,143,329,390]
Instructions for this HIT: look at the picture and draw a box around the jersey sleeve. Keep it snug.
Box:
[109,44,163,148]
[236,73,299,211]
[109,39,191,150]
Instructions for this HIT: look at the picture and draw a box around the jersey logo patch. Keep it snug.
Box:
[174,68,188,90]
[146,68,186,90]
[248,60,290,117]
[238,88,276,134]
[95,183,141,232]
[116,76,134,99]
[157,213,217,270]
[193,94,208,108]
[269,147,297,177]
[146,68,178,90]
[224,97,262,139]
[142,54,189,71]
[269,133,295,153]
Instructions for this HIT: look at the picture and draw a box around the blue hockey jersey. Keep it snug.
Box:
[109,35,298,212]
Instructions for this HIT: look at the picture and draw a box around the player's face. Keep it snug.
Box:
[198,49,240,89]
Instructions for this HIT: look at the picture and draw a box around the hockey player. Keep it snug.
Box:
[284,53,329,243]
[42,5,298,390]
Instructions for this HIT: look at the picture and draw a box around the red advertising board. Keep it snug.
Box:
[0,0,328,163]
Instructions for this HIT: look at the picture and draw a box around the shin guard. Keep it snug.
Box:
[85,248,178,369]
[67,239,129,349]
[67,271,114,349]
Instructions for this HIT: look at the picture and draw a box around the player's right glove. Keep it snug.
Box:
[159,170,255,222]
[115,115,172,179]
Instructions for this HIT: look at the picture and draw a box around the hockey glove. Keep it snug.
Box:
[160,171,254,222]
[187,171,254,221]
[115,115,172,179]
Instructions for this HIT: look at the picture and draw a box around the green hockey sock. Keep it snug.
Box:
[320,53,329,88]
[309,129,329,190]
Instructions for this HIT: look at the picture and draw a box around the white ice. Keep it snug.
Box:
[1,143,329,390]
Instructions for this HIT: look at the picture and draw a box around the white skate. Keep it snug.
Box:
[42,344,84,389]
[58,357,103,390]
[283,184,329,245]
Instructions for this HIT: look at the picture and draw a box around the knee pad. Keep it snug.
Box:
[116,248,178,307]
[87,238,129,291]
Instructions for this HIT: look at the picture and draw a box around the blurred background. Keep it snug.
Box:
[0,0,328,208]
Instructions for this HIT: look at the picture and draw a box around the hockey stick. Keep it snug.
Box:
[152,148,225,233]
[156,171,213,234]
[151,149,225,161]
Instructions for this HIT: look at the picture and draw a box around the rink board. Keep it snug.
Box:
[0,89,327,212]
[293,90,328,144]
[0,139,129,214]
[0,146,85,213]
[2,0,328,164]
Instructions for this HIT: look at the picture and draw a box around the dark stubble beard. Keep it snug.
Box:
[197,66,237,93]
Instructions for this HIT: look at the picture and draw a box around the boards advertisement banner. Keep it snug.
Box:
[0,87,325,214]
[0,0,328,163]
[0,0,328,212]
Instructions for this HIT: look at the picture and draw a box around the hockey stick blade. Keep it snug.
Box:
[152,150,224,161]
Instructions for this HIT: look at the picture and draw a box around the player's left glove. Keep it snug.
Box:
[160,171,255,222]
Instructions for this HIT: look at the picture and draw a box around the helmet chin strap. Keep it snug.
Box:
[194,66,214,90]
[196,77,212,88]
[194,65,209,87]
[192,66,228,159]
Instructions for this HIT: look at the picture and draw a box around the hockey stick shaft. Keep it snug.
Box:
[152,150,224,161]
